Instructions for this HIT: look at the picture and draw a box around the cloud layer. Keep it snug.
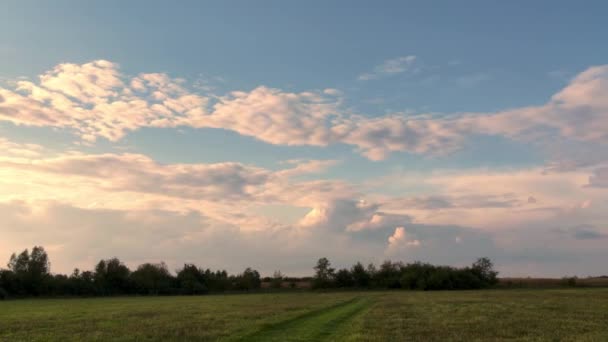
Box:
[1,138,607,275]
[2,61,606,160]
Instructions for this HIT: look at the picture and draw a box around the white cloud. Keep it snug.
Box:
[2,60,608,160]
[358,56,417,80]
[388,227,421,247]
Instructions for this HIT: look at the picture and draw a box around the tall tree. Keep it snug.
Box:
[131,262,173,295]
[312,257,335,288]
[176,264,207,294]
[94,258,132,295]
[7,246,51,295]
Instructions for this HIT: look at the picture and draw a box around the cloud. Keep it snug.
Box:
[1,61,608,161]
[464,65,608,144]
[358,56,417,80]
[199,86,340,146]
[0,143,361,232]
[387,227,421,248]
[383,224,498,266]
[570,225,607,240]
[0,200,400,276]
[1,152,271,202]
[1,139,608,276]
[369,166,608,235]
[382,194,521,210]
[299,199,380,231]
[0,138,45,158]
[0,60,208,142]
[338,114,464,160]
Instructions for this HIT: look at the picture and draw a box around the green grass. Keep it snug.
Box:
[1,289,607,341]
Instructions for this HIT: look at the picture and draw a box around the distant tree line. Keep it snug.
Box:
[0,246,261,299]
[0,246,499,299]
[311,257,499,290]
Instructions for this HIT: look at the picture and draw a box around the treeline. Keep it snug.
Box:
[0,246,261,299]
[0,246,499,299]
[311,257,499,290]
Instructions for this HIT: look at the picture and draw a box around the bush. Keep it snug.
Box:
[562,277,577,287]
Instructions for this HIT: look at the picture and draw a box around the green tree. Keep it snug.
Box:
[7,246,51,295]
[351,262,371,288]
[94,258,132,295]
[472,257,498,287]
[312,257,335,288]
[234,267,261,290]
[131,262,173,295]
[176,264,207,294]
[335,268,354,288]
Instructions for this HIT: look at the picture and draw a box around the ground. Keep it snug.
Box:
[1,289,607,341]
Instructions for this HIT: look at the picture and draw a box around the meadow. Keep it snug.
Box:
[1,288,607,341]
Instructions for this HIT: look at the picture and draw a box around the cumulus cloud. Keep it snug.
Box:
[0,60,208,142]
[0,142,362,233]
[200,86,340,146]
[464,65,608,144]
[2,60,608,160]
[387,227,421,248]
[298,199,379,231]
[338,115,464,160]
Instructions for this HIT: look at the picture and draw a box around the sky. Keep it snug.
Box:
[1,1,607,277]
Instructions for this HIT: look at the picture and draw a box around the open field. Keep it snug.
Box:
[1,289,607,341]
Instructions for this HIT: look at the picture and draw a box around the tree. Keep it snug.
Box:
[8,250,30,274]
[375,261,403,289]
[94,258,132,295]
[234,267,261,290]
[7,246,51,295]
[471,257,498,287]
[312,257,335,288]
[351,262,371,288]
[68,268,96,295]
[335,269,354,288]
[0,269,11,299]
[270,270,284,289]
[205,269,231,292]
[131,262,173,295]
[176,264,207,294]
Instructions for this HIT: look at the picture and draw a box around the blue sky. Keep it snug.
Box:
[1,1,607,276]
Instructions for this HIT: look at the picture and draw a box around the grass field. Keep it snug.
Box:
[1,289,607,341]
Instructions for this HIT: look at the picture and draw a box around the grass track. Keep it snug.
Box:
[235,297,371,341]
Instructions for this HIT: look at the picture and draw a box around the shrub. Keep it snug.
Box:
[561,277,577,287]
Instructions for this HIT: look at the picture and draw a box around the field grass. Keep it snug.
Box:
[1,289,607,341]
